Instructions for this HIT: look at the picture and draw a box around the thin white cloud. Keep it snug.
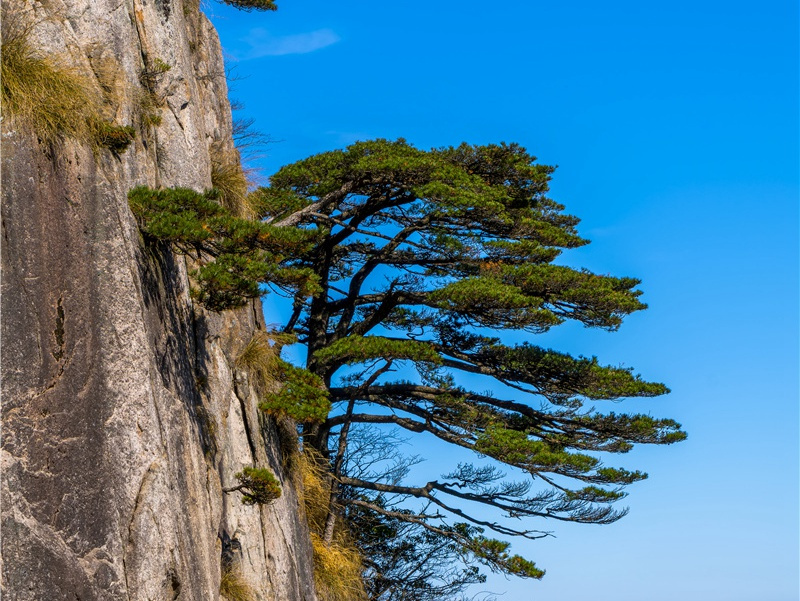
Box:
[239,28,340,59]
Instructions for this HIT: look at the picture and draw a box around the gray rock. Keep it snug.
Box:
[1,0,317,599]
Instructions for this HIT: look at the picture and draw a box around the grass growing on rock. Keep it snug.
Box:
[220,562,254,601]
[210,143,252,218]
[235,331,329,422]
[92,122,136,152]
[300,451,366,601]
[1,22,98,142]
[2,7,135,150]
[236,331,281,395]
[236,330,295,392]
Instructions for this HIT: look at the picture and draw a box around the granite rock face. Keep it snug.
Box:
[0,0,317,599]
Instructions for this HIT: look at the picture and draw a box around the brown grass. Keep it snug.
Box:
[235,331,280,396]
[298,449,331,532]
[220,562,254,601]
[310,532,366,601]
[210,142,253,218]
[2,5,135,151]
[298,451,366,601]
[1,11,100,143]
[235,330,297,393]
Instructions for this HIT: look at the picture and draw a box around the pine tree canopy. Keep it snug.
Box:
[129,138,685,580]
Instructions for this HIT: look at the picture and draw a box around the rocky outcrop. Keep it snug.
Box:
[0,0,317,599]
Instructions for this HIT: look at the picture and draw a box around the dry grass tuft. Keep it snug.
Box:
[210,142,254,218]
[298,449,331,532]
[235,331,280,396]
[235,330,297,393]
[310,532,366,601]
[299,451,366,601]
[2,6,136,151]
[1,14,100,142]
[209,142,266,219]
[220,562,254,601]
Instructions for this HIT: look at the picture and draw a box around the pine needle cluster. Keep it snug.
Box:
[236,331,330,422]
[128,186,320,310]
[225,466,281,505]
[221,0,278,11]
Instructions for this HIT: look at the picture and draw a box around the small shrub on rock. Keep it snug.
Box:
[224,466,281,505]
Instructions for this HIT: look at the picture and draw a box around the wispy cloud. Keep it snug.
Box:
[238,28,340,59]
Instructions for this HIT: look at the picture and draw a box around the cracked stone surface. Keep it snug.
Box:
[0,0,317,599]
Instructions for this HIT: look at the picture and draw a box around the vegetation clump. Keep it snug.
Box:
[236,330,330,422]
[2,7,137,151]
[128,185,319,310]
[1,17,98,143]
[258,361,330,422]
[140,57,171,91]
[223,466,281,505]
[211,143,252,218]
[299,452,366,601]
[135,57,171,130]
[220,562,254,601]
[236,331,282,393]
[93,122,136,152]
[221,0,278,11]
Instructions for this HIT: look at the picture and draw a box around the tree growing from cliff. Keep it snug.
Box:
[130,138,685,582]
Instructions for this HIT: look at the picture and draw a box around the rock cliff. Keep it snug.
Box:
[0,0,317,599]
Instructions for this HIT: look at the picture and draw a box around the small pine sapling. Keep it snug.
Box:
[223,467,281,505]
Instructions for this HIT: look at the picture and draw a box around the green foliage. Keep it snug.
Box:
[93,122,136,152]
[229,466,281,505]
[466,534,544,579]
[137,57,171,129]
[260,360,331,422]
[258,138,683,584]
[221,0,278,10]
[129,186,224,243]
[127,185,320,310]
[314,336,441,369]
[475,425,623,480]
[140,57,171,91]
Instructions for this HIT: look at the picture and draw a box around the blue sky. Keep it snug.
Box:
[207,1,799,599]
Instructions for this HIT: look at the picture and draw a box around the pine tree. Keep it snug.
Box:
[130,138,685,580]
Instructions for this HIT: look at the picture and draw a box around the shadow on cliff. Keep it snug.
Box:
[137,239,217,459]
